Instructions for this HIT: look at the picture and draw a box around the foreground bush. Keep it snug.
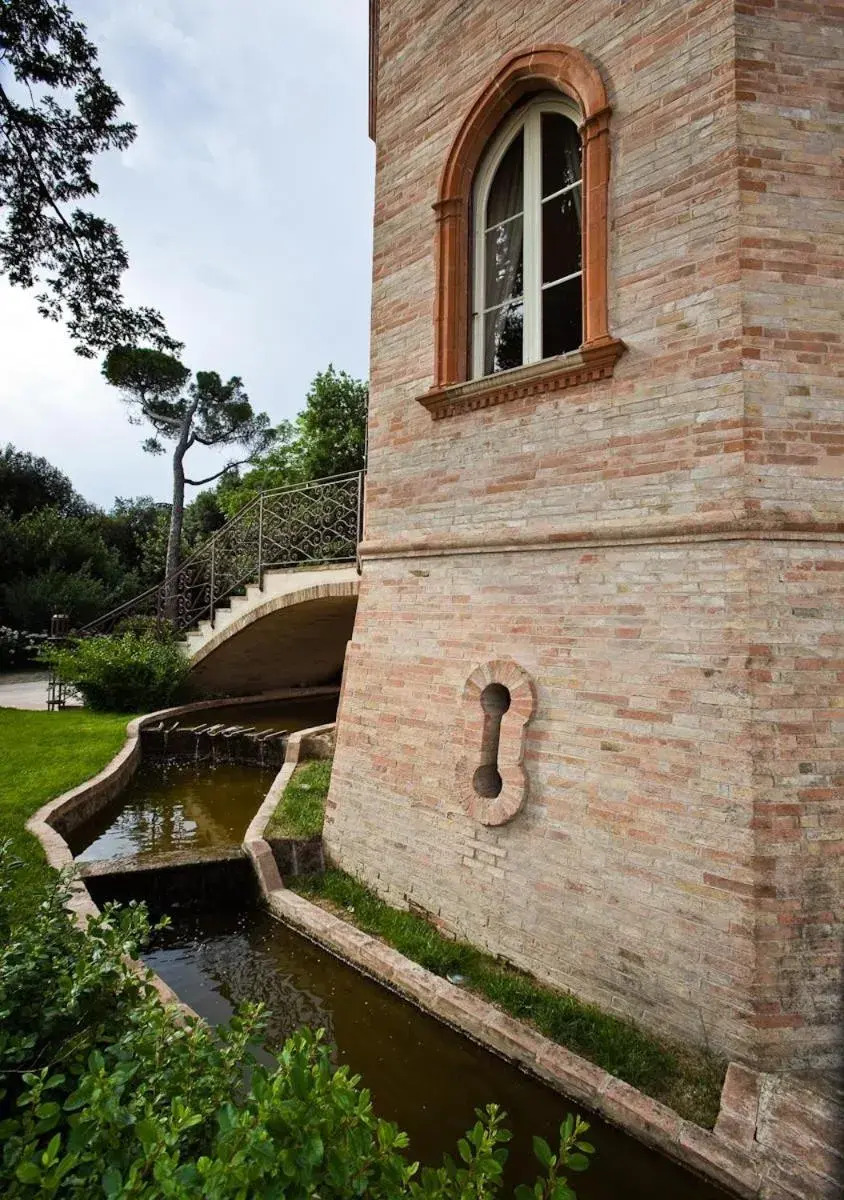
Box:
[0,847,595,1198]
[42,632,188,712]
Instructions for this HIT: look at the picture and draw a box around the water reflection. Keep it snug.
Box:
[68,761,274,861]
[144,909,727,1200]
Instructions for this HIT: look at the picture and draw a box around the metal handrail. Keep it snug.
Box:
[81,470,365,636]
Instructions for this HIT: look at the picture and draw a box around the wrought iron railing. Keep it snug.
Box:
[82,471,364,636]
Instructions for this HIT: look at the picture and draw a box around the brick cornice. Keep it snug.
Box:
[417,337,625,420]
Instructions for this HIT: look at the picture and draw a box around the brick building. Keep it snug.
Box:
[325,0,843,1075]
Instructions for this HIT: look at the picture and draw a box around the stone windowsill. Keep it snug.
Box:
[416,338,626,421]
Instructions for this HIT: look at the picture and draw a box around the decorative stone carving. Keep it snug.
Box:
[456,659,536,826]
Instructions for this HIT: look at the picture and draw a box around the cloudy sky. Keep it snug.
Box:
[1,0,374,507]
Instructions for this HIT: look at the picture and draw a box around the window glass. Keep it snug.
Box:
[473,105,583,378]
[486,130,524,228]
[483,129,524,374]
[485,299,524,375]
[484,218,523,311]
[542,276,582,358]
[541,112,581,197]
[542,188,581,284]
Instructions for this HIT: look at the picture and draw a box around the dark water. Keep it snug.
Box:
[67,760,275,862]
[67,695,338,863]
[143,908,728,1199]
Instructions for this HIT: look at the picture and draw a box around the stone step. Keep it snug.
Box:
[226,594,251,614]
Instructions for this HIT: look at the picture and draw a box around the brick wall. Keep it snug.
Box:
[326,0,843,1070]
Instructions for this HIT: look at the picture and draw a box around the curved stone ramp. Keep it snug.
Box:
[184,566,359,697]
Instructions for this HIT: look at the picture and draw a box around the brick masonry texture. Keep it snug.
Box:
[326,0,843,1076]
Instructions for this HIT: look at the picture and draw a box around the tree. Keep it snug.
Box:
[102,346,272,607]
[0,504,132,630]
[0,0,176,356]
[296,365,368,480]
[217,367,368,517]
[0,443,88,518]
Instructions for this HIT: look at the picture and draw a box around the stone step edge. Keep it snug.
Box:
[241,733,762,1200]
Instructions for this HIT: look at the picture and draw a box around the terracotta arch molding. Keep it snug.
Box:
[428,44,622,405]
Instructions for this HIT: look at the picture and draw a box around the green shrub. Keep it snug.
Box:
[111,615,179,644]
[42,632,189,712]
[0,845,594,1197]
[0,628,48,671]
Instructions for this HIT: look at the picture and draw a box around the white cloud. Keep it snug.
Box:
[0,0,374,508]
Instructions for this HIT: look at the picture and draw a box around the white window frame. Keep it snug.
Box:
[471,93,583,380]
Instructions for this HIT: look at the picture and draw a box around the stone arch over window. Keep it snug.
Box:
[456,659,536,826]
[420,45,623,418]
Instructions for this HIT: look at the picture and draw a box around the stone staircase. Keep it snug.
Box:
[182,564,360,660]
[81,472,365,642]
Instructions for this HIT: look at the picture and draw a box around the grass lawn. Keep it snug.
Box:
[265,759,331,838]
[0,708,133,920]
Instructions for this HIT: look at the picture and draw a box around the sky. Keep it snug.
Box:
[0,0,374,508]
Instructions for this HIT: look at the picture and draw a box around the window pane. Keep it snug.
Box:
[542,186,581,284]
[542,276,582,357]
[484,217,523,311]
[541,112,581,197]
[485,299,524,374]
[486,130,523,228]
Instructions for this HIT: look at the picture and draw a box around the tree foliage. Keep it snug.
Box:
[218,366,367,517]
[0,506,130,631]
[103,347,272,586]
[296,365,367,480]
[0,444,87,520]
[0,467,206,633]
[0,0,176,356]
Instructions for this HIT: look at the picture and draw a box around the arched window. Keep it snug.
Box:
[472,95,583,378]
[420,45,623,420]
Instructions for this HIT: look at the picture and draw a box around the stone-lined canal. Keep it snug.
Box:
[142,907,727,1199]
[66,694,337,863]
[67,692,729,1198]
[68,760,275,861]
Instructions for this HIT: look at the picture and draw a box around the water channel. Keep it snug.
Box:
[69,694,729,1199]
[67,694,337,862]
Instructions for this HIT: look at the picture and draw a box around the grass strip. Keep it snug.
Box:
[291,867,725,1127]
[265,758,331,838]
[0,706,132,920]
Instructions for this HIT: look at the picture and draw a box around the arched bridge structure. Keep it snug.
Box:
[84,473,364,696]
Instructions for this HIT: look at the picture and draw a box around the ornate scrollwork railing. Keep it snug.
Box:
[82,471,364,636]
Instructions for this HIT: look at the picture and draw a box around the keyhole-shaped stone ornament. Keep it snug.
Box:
[456,659,536,826]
